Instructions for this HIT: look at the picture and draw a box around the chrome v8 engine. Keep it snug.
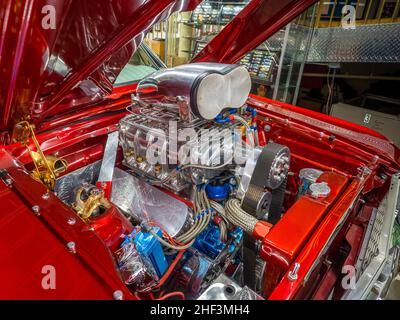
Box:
[119,63,253,192]
[119,62,291,217]
[115,63,292,298]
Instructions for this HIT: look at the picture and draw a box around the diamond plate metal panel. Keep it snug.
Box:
[307,23,400,63]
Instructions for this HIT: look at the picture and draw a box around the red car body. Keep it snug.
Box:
[0,0,398,300]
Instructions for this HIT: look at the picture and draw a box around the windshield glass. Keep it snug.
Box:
[114,44,164,87]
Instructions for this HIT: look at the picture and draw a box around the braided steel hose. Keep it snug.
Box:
[225,198,258,234]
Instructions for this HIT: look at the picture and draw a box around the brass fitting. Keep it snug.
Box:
[13,121,68,190]
[72,184,111,221]
[136,156,144,163]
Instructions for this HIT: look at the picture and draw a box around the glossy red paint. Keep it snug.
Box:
[35,82,137,133]
[252,221,273,241]
[0,0,398,301]
[192,0,318,64]
[0,183,114,299]
[88,206,133,253]
[1,82,397,299]
[0,149,135,299]
[9,112,126,164]
[36,96,133,133]
[0,0,201,139]
[1,95,397,299]
[1,87,396,300]
[243,95,398,299]
[268,177,368,300]
[248,96,400,172]
[260,172,349,296]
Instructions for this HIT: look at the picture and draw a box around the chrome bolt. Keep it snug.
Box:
[5,178,12,186]
[42,192,50,200]
[67,217,76,225]
[32,205,40,215]
[67,241,76,254]
[113,290,124,300]
[264,125,271,132]
[288,263,300,282]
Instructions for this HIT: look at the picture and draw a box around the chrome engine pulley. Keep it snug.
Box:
[238,142,290,219]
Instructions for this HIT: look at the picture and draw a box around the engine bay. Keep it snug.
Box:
[10,63,364,300]
[1,0,399,302]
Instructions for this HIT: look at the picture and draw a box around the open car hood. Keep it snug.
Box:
[192,0,318,63]
[0,0,201,140]
[0,0,316,140]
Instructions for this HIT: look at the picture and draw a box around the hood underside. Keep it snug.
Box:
[191,0,318,63]
[0,0,316,140]
[0,0,201,140]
